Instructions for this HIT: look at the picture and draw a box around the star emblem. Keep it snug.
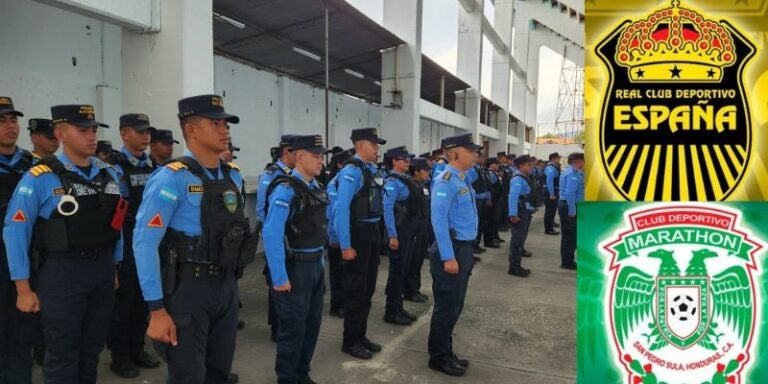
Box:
[670,65,682,78]
[706,69,716,78]
[635,69,645,78]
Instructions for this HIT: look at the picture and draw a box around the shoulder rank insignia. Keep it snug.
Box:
[166,161,187,172]
[29,164,52,177]
[227,162,240,171]
[442,172,451,181]
[94,159,113,169]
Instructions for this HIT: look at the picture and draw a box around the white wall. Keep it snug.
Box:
[214,56,381,179]
[0,0,123,150]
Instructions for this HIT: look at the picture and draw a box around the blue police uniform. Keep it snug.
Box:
[4,150,124,383]
[507,168,533,275]
[263,152,327,384]
[0,142,37,384]
[325,174,345,314]
[485,167,504,243]
[333,128,386,357]
[430,157,448,186]
[560,164,584,268]
[404,165,432,302]
[543,162,561,234]
[468,165,492,249]
[133,95,251,384]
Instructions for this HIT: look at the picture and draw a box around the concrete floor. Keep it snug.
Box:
[32,214,576,383]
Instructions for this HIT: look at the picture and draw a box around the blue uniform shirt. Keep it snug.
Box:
[488,171,499,185]
[564,168,585,216]
[507,172,532,217]
[263,169,325,287]
[0,147,27,174]
[332,155,380,250]
[326,175,340,244]
[559,166,573,202]
[431,165,478,261]
[3,153,124,280]
[255,160,292,222]
[132,151,244,306]
[113,147,151,197]
[544,164,560,197]
[382,171,410,238]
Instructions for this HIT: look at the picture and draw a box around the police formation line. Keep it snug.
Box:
[0,94,584,384]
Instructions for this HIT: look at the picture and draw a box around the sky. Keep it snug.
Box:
[344,0,577,135]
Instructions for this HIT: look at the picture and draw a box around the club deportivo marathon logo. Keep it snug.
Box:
[601,204,764,383]
[595,0,756,201]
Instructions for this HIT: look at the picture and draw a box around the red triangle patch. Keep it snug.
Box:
[11,209,26,222]
[147,213,164,228]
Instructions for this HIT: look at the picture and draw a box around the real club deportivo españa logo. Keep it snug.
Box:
[595,0,756,201]
[601,204,764,384]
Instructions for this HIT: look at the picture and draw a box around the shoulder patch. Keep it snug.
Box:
[165,161,187,172]
[94,159,112,169]
[227,161,240,171]
[442,172,451,181]
[274,199,290,208]
[52,187,65,196]
[188,185,204,193]
[147,212,164,228]
[458,187,470,196]
[11,209,26,222]
[29,164,52,177]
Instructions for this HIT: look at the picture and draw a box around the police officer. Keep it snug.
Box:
[134,95,255,383]
[559,152,584,270]
[333,127,386,360]
[0,97,37,384]
[470,152,492,255]
[256,134,295,341]
[263,134,329,384]
[428,133,480,377]
[543,153,561,235]
[27,118,60,161]
[485,158,505,245]
[430,147,449,182]
[507,155,534,277]
[382,146,424,326]
[403,157,431,303]
[107,113,161,378]
[4,104,123,383]
[149,129,179,166]
[325,148,353,318]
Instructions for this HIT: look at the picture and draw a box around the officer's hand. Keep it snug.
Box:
[148,309,178,346]
[273,281,292,292]
[550,195,556,200]
[16,291,40,313]
[443,259,459,275]
[389,238,399,251]
[342,248,357,261]
[509,216,521,224]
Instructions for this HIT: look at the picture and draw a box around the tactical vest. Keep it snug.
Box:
[488,171,503,195]
[345,158,383,220]
[265,175,329,251]
[162,157,255,269]
[386,173,427,224]
[35,157,121,253]
[0,150,33,229]
[110,152,155,219]
[471,165,489,195]
[512,174,537,213]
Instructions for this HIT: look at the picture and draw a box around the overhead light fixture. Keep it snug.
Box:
[213,12,246,29]
[344,68,364,79]
[292,47,321,62]
[373,80,382,86]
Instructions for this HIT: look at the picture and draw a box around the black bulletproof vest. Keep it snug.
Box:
[513,174,537,210]
[546,164,561,193]
[111,152,155,218]
[265,175,329,250]
[488,171,503,195]
[345,158,383,220]
[164,157,249,268]
[386,173,427,221]
[471,166,489,195]
[36,158,121,252]
[0,150,33,227]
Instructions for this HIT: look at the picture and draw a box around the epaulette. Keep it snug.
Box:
[94,159,114,169]
[226,161,240,171]
[441,172,451,181]
[29,164,53,177]
[165,161,188,172]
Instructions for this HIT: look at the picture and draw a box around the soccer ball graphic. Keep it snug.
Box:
[670,295,697,321]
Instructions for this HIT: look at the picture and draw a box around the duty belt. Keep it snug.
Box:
[177,263,227,278]
[287,251,323,263]
[43,245,113,260]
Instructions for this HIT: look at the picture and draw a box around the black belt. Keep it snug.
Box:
[43,245,113,260]
[177,263,228,278]
[451,239,474,246]
[287,251,323,263]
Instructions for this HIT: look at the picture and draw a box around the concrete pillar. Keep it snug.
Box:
[510,4,541,156]
[121,0,214,155]
[455,0,484,141]
[489,0,513,156]
[97,23,123,144]
[381,0,423,153]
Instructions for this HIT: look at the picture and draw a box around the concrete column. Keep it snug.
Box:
[381,0,423,153]
[489,0,513,156]
[121,0,213,155]
[455,0,484,141]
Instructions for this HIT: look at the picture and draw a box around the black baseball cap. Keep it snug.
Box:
[96,140,113,153]
[430,149,442,157]
[151,129,179,144]
[291,134,329,154]
[410,157,429,171]
[28,118,55,137]
[497,151,507,158]
[441,133,482,151]
[384,146,415,160]
[350,128,386,144]
[120,113,152,130]
[329,148,354,166]
[0,97,23,117]
[567,152,585,162]
[177,94,240,124]
[279,134,296,149]
[549,152,561,161]
[51,105,109,128]
[486,157,499,166]
[514,155,532,166]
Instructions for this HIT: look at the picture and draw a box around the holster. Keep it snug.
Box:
[159,241,179,296]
